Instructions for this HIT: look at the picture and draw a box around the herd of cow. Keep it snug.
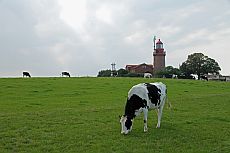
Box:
[21,70,217,135]
[22,71,71,78]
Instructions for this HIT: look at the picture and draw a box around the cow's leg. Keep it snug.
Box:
[156,104,164,128]
[156,96,166,128]
[143,108,148,132]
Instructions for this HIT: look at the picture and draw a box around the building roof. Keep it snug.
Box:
[156,39,163,44]
[126,63,153,69]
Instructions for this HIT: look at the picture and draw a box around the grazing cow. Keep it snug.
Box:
[23,72,31,77]
[200,75,208,81]
[62,72,71,77]
[120,82,167,134]
[172,74,178,79]
[144,73,152,78]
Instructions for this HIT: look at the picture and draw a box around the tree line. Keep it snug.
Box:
[97,69,144,77]
[98,53,221,79]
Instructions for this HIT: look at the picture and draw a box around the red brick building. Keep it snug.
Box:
[125,38,166,74]
[126,63,153,74]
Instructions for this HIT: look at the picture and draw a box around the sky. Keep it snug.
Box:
[0,0,230,77]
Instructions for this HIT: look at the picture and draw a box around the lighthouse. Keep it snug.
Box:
[153,38,166,73]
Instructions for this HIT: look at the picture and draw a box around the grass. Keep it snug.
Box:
[0,77,229,153]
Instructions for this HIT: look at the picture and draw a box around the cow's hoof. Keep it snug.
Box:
[144,128,148,132]
[156,125,160,128]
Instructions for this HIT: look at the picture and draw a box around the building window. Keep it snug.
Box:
[156,44,163,49]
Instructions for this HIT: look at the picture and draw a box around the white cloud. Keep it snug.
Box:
[58,0,87,32]
[96,5,113,25]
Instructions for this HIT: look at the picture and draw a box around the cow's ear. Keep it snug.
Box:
[119,115,121,119]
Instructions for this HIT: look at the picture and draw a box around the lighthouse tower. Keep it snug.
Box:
[153,38,166,73]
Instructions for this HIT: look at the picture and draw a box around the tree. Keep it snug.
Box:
[180,62,193,77]
[117,68,128,77]
[180,53,221,79]
[97,69,111,77]
[97,68,144,77]
[202,57,221,74]
[156,66,181,78]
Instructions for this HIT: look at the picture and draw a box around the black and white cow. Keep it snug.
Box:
[144,73,152,78]
[23,72,31,78]
[200,75,208,81]
[120,82,167,134]
[61,72,71,77]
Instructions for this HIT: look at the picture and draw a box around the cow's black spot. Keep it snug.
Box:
[125,117,133,130]
[124,94,147,119]
[144,83,161,106]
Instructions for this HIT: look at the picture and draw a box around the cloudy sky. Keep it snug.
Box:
[0,0,230,77]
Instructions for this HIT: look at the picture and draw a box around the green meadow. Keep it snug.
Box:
[0,77,229,153]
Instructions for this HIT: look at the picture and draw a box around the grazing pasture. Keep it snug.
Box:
[0,77,229,153]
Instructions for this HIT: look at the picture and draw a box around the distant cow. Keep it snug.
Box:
[23,72,31,77]
[61,72,70,77]
[120,82,167,134]
[144,73,152,78]
[172,74,178,79]
[200,75,208,81]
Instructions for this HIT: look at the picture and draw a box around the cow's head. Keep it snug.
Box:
[120,115,133,134]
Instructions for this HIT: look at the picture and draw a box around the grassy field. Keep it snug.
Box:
[0,77,229,153]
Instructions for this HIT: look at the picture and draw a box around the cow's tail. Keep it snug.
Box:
[165,95,174,126]
[166,95,172,110]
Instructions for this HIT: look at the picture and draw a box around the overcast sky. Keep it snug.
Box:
[0,0,230,77]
